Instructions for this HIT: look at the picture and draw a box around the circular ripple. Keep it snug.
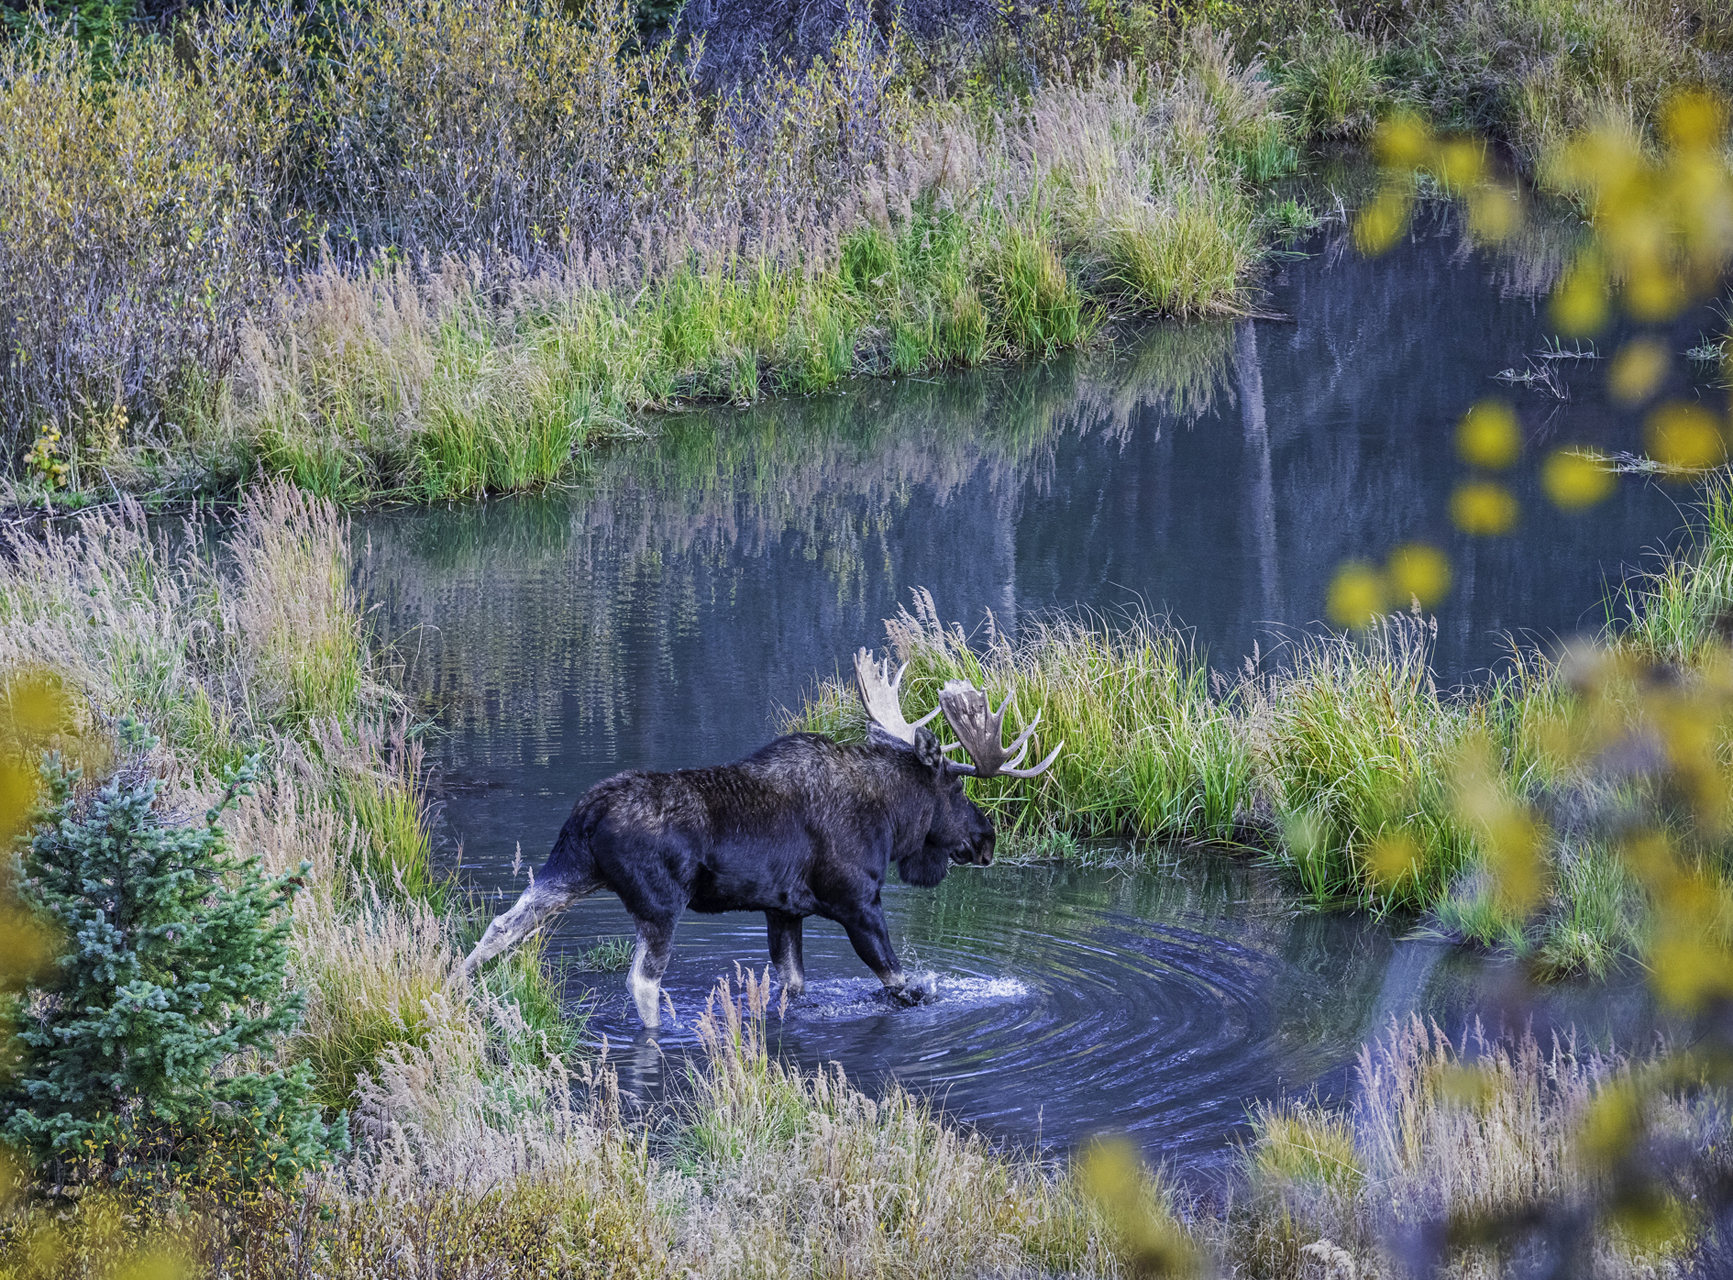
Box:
[513,859,1397,1172]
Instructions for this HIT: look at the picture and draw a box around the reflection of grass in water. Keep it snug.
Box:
[1097,320,1237,425]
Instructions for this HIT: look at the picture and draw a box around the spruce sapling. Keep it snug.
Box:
[1,722,342,1187]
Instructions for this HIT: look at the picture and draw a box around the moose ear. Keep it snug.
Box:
[912,726,945,773]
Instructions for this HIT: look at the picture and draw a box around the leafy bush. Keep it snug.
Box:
[1,731,342,1187]
[0,8,301,460]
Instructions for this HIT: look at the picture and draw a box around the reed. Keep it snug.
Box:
[791,474,1733,972]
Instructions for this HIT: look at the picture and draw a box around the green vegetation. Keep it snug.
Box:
[0,487,571,1127]
[0,1,1296,507]
[792,476,1733,979]
[2,734,340,1188]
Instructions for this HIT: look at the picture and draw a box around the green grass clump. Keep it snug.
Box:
[794,596,1250,845]
[1251,616,1479,911]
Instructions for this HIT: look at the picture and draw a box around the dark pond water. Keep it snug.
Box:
[357,205,1711,1174]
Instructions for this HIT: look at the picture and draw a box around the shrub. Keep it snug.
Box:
[0,9,301,460]
[1,731,342,1188]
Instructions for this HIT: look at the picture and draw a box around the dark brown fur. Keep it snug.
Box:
[463,729,994,1026]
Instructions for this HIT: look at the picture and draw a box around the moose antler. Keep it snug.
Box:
[937,680,1063,778]
[854,648,942,747]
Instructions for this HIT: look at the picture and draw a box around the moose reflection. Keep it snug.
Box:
[462,648,1061,1027]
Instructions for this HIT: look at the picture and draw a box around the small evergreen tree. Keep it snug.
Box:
[1,725,341,1187]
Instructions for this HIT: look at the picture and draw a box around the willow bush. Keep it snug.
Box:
[0,7,301,465]
[0,0,1295,502]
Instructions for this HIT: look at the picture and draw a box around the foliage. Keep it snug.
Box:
[0,0,1293,503]
[2,730,340,1188]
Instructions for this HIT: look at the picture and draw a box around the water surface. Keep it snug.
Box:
[357,206,1709,1172]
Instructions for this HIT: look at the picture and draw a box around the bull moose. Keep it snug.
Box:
[461,648,1061,1027]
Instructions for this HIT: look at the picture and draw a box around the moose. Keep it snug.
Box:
[461,648,1061,1027]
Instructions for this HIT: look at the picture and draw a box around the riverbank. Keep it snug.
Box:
[791,472,1733,980]
[4,0,1728,510]
[0,477,1727,1275]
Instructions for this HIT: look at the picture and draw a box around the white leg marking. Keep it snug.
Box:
[628,939,662,1028]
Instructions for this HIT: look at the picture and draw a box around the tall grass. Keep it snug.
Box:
[9,972,1726,1276]
[790,474,1733,975]
[1216,1016,1730,1278]
[1247,614,1479,911]
[0,0,1290,504]
[0,486,566,1115]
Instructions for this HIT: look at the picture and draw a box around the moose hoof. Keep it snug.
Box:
[884,974,938,1006]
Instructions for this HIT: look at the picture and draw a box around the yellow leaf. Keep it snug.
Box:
[1327,563,1386,629]
[1645,401,1726,474]
[1451,482,1519,535]
[1542,449,1615,510]
[1607,337,1668,405]
[1457,399,1520,468]
[1386,543,1450,607]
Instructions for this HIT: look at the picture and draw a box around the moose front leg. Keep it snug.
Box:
[627,918,677,1029]
[766,910,806,997]
[837,903,925,1005]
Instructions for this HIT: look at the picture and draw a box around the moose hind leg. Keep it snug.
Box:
[766,911,805,997]
[628,919,676,1029]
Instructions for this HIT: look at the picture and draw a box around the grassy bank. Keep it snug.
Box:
[5,968,1724,1278]
[792,474,1733,979]
[0,486,568,1112]
[0,3,1288,507]
[9,0,1729,507]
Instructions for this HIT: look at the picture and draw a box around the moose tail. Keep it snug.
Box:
[461,816,601,978]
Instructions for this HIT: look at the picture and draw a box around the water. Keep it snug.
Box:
[356,206,1710,1173]
[555,857,1660,1174]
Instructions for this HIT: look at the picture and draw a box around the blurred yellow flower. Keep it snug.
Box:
[1662,89,1729,152]
[1457,399,1520,468]
[1387,542,1451,606]
[1434,138,1486,190]
[1541,449,1615,510]
[1451,482,1519,535]
[1551,254,1609,335]
[1466,182,1522,243]
[1367,831,1418,889]
[1373,113,1432,170]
